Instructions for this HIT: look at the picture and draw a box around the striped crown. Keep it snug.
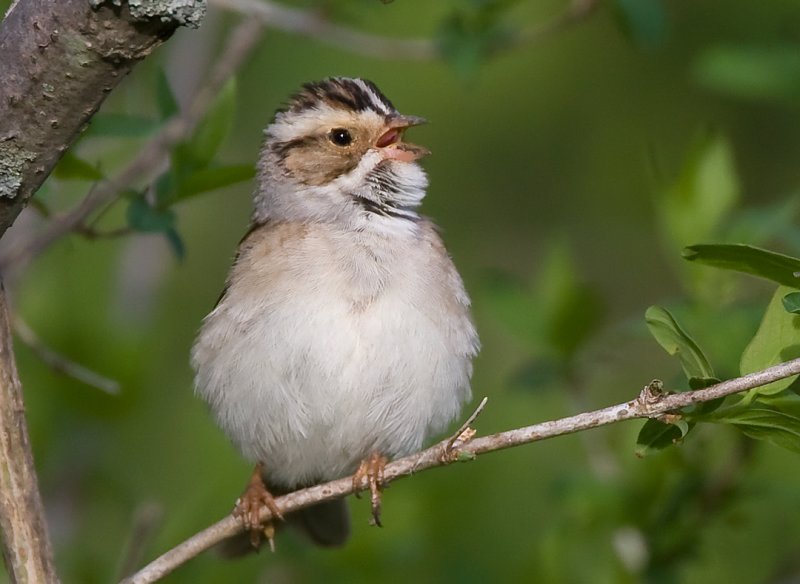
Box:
[282,77,396,117]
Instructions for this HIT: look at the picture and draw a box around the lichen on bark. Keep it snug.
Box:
[0,143,36,199]
[88,0,206,28]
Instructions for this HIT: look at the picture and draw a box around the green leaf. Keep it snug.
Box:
[536,244,605,360]
[645,306,715,381]
[694,44,800,105]
[154,170,175,207]
[480,269,542,346]
[710,407,800,454]
[436,3,513,77]
[177,77,237,169]
[756,392,800,416]
[740,286,800,396]
[658,133,739,250]
[156,69,180,120]
[695,396,726,415]
[783,292,800,314]
[88,113,159,138]
[688,376,720,390]
[126,196,175,233]
[682,244,800,287]
[164,227,185,261]
[635,418,691,457]
[53,151,104,181]
[480,243,604,361]
[173,164,255,202]
[613,0,668,49]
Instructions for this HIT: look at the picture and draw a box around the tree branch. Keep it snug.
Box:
[209,0,598,60]
[0,0,206,238]
[122,358,800,584]
[13,316,120,394]
[0,3,208,581]
[0,284,59,583]
[0,17,264,272]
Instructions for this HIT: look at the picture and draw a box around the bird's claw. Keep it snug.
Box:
[352,452,388,527]
[233,463,283,550]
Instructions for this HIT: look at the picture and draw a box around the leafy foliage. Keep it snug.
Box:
[436,0,519,76]
[14,2,800,583]
[643,269,800,455]
[683,244,800,287]
[481,243,604,389]
[613,0,668,49]
[739,286,800,396]
[695,44,800,105]
[657,132,739,252]
[644,306,716,383]
[51,72,254,259]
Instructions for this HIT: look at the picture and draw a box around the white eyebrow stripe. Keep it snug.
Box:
[353,78,392,115]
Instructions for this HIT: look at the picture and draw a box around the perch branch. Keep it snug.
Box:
[0,18,264,272]
[122,357,800,584]
[209,0,599,60]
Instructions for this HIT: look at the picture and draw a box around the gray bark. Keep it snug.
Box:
[0,1,205,581]
[0,0,206,236]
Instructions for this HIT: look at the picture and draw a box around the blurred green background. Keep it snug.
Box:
[2,0,800,582]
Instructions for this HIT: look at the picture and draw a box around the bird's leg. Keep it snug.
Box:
[352,452,388,527]
[233,462,284,550]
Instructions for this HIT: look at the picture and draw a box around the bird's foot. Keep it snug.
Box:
[352,452,388,527]
[233,463,283,550]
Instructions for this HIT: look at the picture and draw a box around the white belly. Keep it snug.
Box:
[192,224,477,488]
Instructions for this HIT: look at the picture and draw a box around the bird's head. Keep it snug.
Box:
[255,78,429,228]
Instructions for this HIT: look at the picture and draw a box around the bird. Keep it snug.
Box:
[191,77,480,550]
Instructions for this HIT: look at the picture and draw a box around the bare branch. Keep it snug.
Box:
[0,285,59,583]
[444,395,488,454]
[0,19,265,272]
[122,357,800,584]
[13,316,120,395]
[209,0,599,60]
[117,502,165,582]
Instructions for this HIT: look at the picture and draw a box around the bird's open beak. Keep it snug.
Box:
[376,115,430,162]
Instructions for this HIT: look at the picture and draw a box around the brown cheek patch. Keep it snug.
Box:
[283,137,366,186]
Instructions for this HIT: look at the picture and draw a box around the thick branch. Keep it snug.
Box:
[0,285,58,583]
[0,0,206,237]
[0,18,263,272]
[123,358,800,584]
[0,2,206,581]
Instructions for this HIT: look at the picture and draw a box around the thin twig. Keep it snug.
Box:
[445,395,488,454]
[121,357,800,584]
[0,19,265,272]
[117,502,165,582]
[73,225,134,241]
[210,0,599,60]
[211,0,434,59]
[13,316,120,395]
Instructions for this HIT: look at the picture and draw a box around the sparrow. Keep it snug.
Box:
[191,77,480,549]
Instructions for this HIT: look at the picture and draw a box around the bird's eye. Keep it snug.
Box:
[328,128,353,147]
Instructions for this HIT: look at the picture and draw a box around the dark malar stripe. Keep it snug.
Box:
[352,195,417,221]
